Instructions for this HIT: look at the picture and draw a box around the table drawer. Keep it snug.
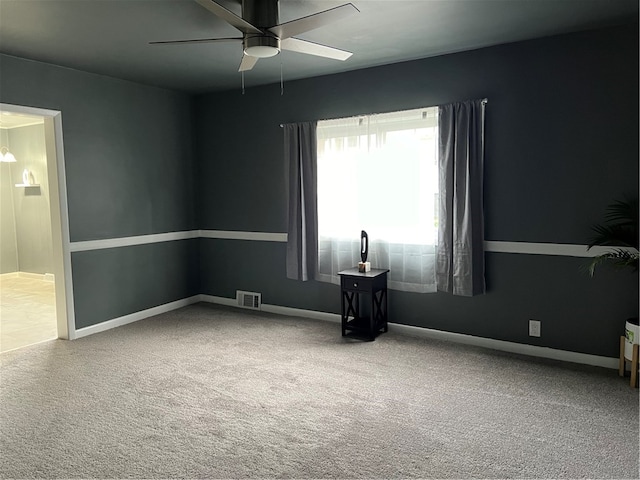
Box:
[341,277,372,293]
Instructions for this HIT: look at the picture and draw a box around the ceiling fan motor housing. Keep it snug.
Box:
[242,0,280,58]
[242,0,279,27]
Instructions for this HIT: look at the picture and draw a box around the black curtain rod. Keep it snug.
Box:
[279,98,489,127]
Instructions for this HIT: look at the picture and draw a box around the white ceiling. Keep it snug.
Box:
[0,111,44,129]
[0,0,637,94]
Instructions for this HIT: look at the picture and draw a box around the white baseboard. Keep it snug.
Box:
[200,296,618,369]
[261,303,341,323]
[0,272,54,281]
[388,323,618,369]
[74,295,201,339]
[70,293,618,370]
[198,294,340,322]
[199,294,237,307]
[18,272,44,280]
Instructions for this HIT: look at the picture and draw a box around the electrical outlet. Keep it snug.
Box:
[529,319,541,337]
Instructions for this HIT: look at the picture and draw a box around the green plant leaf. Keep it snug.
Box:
[604,198,638,225]
[586,198,639,277]
[587,249,639,277]
[588,198,639,251]
[588,224,637,249]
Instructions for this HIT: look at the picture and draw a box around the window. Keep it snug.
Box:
[316,106,439,293]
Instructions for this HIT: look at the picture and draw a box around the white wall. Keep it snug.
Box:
[1,123,53,275]
[0,129,18,273]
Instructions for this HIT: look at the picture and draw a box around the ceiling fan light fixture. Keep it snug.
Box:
[244,35,280,58]
[245,45,279,58]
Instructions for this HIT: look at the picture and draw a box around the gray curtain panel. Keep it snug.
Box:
[437,100,486,296]
[284,122,318,281]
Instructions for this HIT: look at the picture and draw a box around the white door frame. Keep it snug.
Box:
[1,103,76,340]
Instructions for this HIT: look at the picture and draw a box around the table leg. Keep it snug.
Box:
[631,343,639,388]
[341,291,347,336]
[369,291,376,340]
[619,336,626,377]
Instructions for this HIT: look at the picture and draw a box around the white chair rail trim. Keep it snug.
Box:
[69,230,633,258]
[70,230,200,252]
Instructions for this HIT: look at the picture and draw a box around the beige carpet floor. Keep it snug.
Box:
[0,303,638,479]
[0,274,57,353]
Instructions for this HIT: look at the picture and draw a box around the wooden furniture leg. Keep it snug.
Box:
[619,336,626,377]
[631,343,639,389]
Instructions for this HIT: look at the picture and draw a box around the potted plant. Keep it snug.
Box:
[587,198,639,386]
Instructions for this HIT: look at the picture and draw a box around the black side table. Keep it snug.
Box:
[338,268,389,341]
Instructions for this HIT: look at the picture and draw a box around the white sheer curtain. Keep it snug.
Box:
[316,107,439,293]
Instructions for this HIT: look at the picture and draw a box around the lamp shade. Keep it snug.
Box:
[0,147,17,163]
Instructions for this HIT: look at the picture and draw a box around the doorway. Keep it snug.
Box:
[0,104,74,352]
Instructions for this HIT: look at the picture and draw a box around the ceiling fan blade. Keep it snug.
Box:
[268,3,359,40]
[194,0,262,34]
[281,37,352,61]
[149,37,242,45]
[239,54,259,72]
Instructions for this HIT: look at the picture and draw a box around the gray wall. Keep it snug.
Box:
[196,24,639,357]
[0,54,199,327]
[72,239,200,329]
[0,24,637,357]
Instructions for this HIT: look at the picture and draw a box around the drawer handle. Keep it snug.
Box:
[353,282,358,288]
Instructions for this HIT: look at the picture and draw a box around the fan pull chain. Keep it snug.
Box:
[280,58,284,96]
[241,71,245,95]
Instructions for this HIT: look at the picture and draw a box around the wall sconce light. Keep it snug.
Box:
[0,146,17,163]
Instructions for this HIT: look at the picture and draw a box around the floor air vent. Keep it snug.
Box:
[236,290,261,310]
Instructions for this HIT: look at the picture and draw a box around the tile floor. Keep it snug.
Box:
[0,274,57,353]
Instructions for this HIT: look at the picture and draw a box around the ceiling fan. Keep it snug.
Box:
[150,0,359,72]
